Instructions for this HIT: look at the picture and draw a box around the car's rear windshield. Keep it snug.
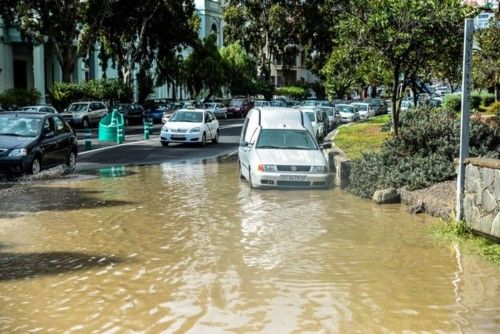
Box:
[336,105,354,113]
[256,129,318,150]
[354,104,368,111]
[169,111,203,123]
[0,115,42,137]
[67,103,88,112]
[305,111,316,122]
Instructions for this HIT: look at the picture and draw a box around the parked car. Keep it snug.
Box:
[145,103,168,124]
[254,100,271,107]
[204,102,228,119]
[317,106,340,132]
[350,102,375,120]
[19,105,58,113]
[400,100,415,111]
[238,107,331,189]
[161,100,203,123]
[160,109,219,147]
[270,100,287,107]
[61,101,108,128]
[0,112,78,175]
[317,100,333,107]
[110,103,145,125]
[301,100,320,107]
[301,106,326,141]
[363,98,387,115]
[227,98,253,118]
[335,104,360,123]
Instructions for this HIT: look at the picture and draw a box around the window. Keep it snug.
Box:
[53,116,69,134]
[43,118,55,136]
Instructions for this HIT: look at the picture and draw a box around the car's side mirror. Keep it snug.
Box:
[44,131,55,139]
[240,140,249,147]
[320,142,332,149]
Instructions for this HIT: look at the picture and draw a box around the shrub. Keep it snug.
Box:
[0,88,41,107]
[481,93,495,107]
[443,94,461,112]
[49,79,132,111]
[471,92,482,110]
[348,107,500,198]
[485,102,500,115]
[275,86,310,100]
[254,80,275,100]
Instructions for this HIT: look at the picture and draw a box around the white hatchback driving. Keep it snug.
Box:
[160,109,219,147]
[239,108,331,189]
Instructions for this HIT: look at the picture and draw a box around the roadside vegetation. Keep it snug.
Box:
[334,115,390,160]
[348,107,499,198]
[430,219,500,265]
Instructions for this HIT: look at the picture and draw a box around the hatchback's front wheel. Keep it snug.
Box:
[66,151,76,173]
[30,157,41,175]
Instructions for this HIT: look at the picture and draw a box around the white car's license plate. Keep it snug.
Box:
[280,175,307,181]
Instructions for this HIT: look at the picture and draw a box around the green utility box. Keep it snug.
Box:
[98,111,125,142]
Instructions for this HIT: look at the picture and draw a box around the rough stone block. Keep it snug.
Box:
[479,214,494,234]
[482,189,497,213]
[467,204,482,232]
[495,170,500,201]
[481,168,495,189]
[464,194,473,224]
[474,180,483,205]
[465,165,478,192]
[373,187,400,204]
[491,212,500,239]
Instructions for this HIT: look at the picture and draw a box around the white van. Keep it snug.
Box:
[238,107,331,189]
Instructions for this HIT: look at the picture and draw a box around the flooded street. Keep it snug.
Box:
[0,160,499,333]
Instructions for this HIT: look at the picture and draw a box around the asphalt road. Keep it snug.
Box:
[76,119,244,171]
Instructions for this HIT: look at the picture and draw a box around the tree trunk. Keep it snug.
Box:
[371,85,377,98]
[391,67,401,138]
[61,48,75,83]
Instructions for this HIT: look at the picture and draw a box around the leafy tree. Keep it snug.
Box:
[325,0,470,137]
[220,42,258,96]
[0,0,102,82]
[183,34,226,101]
[223,0,303,82]
[473,12,500,102]
[90,0,198,85]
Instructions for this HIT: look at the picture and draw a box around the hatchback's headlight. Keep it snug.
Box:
[312,165,327,173]
[258,164,277,172]
[190,127,201,133]
[8,148,27,157]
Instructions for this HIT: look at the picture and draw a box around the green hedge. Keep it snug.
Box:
[480,93,495,107]
[0,89,41,107]
[348,107,499,198]
[443,94,461,112]
[275,86,310,100]
[49,79,133,111]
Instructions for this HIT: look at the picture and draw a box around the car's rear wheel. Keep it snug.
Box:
[213,130,219,144]
[239,162,244,179]
[30,157,41,175]
[248,167,254,188]
[161,141,169,147]
[66,150,77,173]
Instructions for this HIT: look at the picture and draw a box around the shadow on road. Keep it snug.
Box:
[0,187,134,219]
[0,248,122,281]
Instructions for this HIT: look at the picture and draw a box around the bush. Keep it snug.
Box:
[485,102,500,115]
[49,79,132,111]
[275,86,310,100]
[254,80,275,100]
[481,93,495,107]
[443,94,461,112]
[0,89,41,107]
[471,92,482,110]
[348,107,500,198]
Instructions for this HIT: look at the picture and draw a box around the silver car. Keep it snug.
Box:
[60,101,108,128]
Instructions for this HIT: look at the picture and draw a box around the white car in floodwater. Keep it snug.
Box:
[238,107,331,189]
[160,109,219,147]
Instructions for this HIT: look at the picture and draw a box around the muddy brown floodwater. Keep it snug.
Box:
[0,160,499,333]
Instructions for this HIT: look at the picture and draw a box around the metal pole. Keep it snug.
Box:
[456,18,474,221]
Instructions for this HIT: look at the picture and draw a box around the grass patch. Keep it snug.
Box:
[430,219,500,265]
[334,115,391,160]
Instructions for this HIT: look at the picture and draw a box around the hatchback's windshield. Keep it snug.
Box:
[0,116,42,137]
[204,103,216,109]
[256,129,318,150]
[336,105,354,113]
[305,112,316,122]
[323,109,334,116]
[67,103,88,113]
[302,101,317,107]
[169,111,203,123]
[354,104,368,111]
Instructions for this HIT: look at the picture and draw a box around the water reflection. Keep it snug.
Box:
[0,161,499,333]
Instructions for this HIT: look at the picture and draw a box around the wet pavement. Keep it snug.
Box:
[0,161,499,333]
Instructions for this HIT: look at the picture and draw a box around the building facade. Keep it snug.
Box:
[0,0,224,103]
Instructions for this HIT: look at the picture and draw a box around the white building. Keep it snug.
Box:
[269,49,319,87]
[0,0,224,103]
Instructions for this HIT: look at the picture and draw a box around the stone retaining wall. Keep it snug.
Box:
[463,158,500,239]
